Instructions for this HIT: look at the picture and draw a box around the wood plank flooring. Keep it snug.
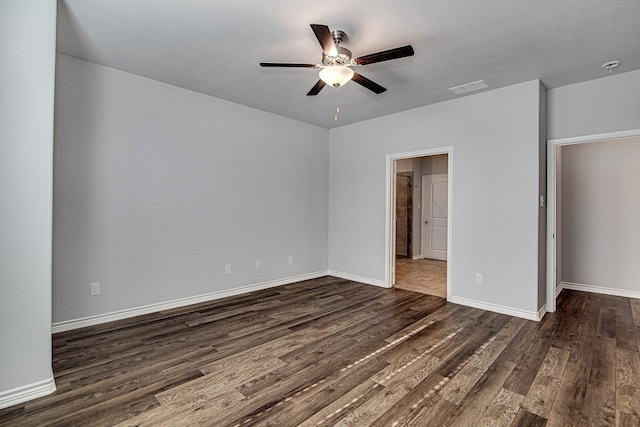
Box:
[1,277,639,426]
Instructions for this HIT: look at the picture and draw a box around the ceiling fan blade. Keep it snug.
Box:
[355,45,414,66]
[306,79,327,96]
[260,62,317,68]
[351,73,387,94]
[310,24,337,56]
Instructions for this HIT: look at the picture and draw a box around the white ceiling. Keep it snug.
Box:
[57,0,640,129]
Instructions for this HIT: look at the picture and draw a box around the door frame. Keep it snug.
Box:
[546,128,640,313]
[421,173,449,261]
[385,147,453,301]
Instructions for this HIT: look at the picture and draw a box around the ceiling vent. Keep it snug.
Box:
[448,80,489,95]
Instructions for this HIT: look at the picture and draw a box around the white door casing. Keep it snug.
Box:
[385,147,452,302]
[391,161,397,285]
[422,174,448,261]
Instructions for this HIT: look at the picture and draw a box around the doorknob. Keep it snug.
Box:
[425,221,429,224]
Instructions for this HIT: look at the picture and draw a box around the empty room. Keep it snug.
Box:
[2,1,640,426]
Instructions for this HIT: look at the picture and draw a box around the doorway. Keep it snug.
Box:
[546,129,640,312]
[386,149,452,299]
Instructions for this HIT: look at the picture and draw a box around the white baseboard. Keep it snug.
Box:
[327,270,387,288]
[412,254,423,260]
[449,296,543,321]
[0,376,56,410]
[537,304,547,321]
[559,281,640,299]
[52,271,329,333]
[556,281,565,298]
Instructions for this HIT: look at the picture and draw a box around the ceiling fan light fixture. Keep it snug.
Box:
[319,65,354,88]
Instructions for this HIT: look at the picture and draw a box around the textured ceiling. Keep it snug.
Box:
[57,0,640,129]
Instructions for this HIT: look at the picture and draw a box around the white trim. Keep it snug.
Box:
[537,304,547,321]
[546,128,640,314]
[52,271,328,333]
[546,141,557,313]
[556,281,566,298]
[548,129,640,146]
[560,281,640,300]
[327,270,387,288]
[385,147,453,301]
[412,254,423,260]
[0,376,56,410]
[449,296,543,321]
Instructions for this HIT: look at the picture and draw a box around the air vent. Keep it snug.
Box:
[448,80,489,95]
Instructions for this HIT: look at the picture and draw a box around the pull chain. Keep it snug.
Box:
[335,93,340,122]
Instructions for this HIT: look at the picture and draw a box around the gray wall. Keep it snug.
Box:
[547,69,640,140]
[53,55,329,323]
[0,0,56,404]
[547,69,640,298]
[328,80,545,314]
[561,137,640,292]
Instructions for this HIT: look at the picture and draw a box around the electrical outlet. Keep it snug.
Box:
[255,260,261,270]
[475,274,483,285]
[90,282,100,295]
[288,256,294,265]
[224,264,231,274]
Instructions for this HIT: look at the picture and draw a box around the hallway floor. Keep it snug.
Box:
[394,258,447,297]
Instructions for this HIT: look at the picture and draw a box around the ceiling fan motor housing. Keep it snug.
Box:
[322,46,354,67]
[331,29,347,44]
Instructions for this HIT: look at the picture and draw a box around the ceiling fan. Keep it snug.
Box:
[260,24,414,96]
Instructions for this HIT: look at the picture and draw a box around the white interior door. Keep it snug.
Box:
[421,174,448,261]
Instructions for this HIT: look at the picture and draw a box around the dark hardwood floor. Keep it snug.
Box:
[1,277,639,426]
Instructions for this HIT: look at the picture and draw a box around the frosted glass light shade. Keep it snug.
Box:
[319,66,354,87]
